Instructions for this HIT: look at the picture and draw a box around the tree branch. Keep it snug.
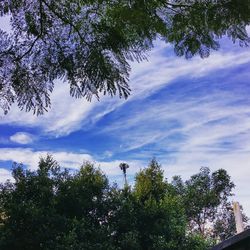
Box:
[15,0,44,61]
[41,0,90,46]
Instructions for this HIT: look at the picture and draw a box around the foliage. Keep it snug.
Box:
[0,156,247,249]
[134,158,168,202]
[133,159,187,249]
[171,167,248,241]
[0,0,250,114]
[0,157,112,250]
[213,201,249,241]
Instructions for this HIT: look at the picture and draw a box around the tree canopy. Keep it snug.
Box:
[0,156,248,249]
[0,0,250,114]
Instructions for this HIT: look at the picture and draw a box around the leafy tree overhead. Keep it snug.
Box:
[0,0,250,114]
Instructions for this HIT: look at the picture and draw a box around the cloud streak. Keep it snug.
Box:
[1,43,250,138]
[1,39,250,216]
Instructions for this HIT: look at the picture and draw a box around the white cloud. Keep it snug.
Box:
[129,44,250,100]
[102,86,250,152]
[1,43,250,137]
[0,168,13,183]
[0,146,249,217]
[10,132,34,144]
[93,78,250,216]
[0,148,143,179]
[0,82,99,136]
[0,148,91,170]
[0,36,250,217]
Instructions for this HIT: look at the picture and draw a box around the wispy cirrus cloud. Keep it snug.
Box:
[129,44,250,99]
[0,82,98,136]
[1,42,250,137]
[100,85,250,153]
[1,37,250,216]
[89,61,250,215]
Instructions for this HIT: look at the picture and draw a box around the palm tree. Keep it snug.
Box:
[119,163,129,187]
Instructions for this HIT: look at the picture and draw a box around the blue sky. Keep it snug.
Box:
[1,22,250,216]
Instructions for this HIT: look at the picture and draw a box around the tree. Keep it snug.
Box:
[119,162,129,187]
[0,156,212,250]
[213,201,249,242]
[0,0,250,114]
[0,156,114,250]
[0,156,66,250]
[171,167,248,242]
[107,187,141,250]
[2,157,248,249]
[134,158,168,202]
[133,159,211,250]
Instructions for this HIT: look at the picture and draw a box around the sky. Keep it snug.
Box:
[1,18,250,217]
